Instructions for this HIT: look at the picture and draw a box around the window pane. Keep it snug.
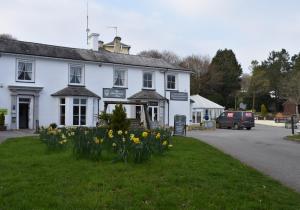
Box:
[18,61,32,81]
[70,66,82,84]
[114,70,125,86]
[73,106,79,115]
[80,115,86,125]
[80,106,86,115]
[60,116,65,125]
[60,98,65,104]
[73,116,79,125]
[81,99,87,104]
[73,98,79,104]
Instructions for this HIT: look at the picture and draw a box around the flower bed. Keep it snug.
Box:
[39,126,173,163]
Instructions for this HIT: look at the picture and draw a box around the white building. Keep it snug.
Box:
[0,34,191,130]
[190,95,224,124]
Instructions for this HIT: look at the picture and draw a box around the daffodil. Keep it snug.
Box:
[162,140,167,146]
[156,133,161,139]
[142,131,148,138]
[168,144,173,148]
[130,134,135,140]
[94,137,100,144]
[61,134,66,139]
[63,139,67,143]
[117,130,123,135]
[125,131,128,135]
[112,142,117,147]
[132,137,141,144]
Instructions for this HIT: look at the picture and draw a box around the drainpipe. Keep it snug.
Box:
[163,69,169,126]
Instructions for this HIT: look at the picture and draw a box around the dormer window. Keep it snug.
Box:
[16,59,35,82]
[69,64,84,85]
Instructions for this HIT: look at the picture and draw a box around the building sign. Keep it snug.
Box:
[103,88,126,99]
[0,108,8,115]
[170,92,188,101]
[174,115,186,136]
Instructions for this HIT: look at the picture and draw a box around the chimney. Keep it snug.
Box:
[88,33,99,51]
[98,40,104,50]
[113,36,122,53]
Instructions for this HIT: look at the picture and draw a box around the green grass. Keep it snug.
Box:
[0,136,300,210]
[287,134,300,142]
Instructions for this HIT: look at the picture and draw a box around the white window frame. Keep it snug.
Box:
[16,58,35,82]
[113,67,127,88]
[143,71,155,89]
[166,73,177,90]
[69,64,85,85]
[72,98,87,126]
[59,98,66,126]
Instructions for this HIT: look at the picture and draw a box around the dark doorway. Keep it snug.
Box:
[136,106,141,121]
[19,103,29,129]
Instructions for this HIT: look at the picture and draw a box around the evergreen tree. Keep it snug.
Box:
[110,104,130,131]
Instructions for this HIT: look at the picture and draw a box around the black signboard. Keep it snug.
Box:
[170,92,188,101]
[103,88,126,99]
[174,115,186,136]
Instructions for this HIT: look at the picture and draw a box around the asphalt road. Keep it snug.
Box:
[187,125,300,193]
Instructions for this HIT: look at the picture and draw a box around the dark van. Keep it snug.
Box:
[216,111,255,130]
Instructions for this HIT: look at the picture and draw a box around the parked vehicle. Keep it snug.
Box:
[216,111,255,130]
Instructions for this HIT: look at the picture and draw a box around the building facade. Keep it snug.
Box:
[0,36,191,129]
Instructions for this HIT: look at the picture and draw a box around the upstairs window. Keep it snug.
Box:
[113,68,127,87]
[16,59,34,82]
[69,64,84,85]
[167,74,176,90]
[143,72,153,89]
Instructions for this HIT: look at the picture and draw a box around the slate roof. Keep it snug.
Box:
[0,38,190,72]
[128,90,167,101]
[51,86,100,98]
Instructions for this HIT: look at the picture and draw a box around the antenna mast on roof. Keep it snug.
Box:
[107,26,118,37]
[86,0,90,45]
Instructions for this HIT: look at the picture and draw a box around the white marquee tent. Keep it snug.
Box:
[190,95,225,124]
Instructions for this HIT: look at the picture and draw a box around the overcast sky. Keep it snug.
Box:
[1,0,300,73]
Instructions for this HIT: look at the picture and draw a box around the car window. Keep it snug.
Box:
[227,112,234,118]
[245,112,253,118]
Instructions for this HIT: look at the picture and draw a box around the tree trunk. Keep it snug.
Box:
[252,92,256,112]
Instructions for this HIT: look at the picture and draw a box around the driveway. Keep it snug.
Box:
[187,125,300,193]
[0,130,37,144]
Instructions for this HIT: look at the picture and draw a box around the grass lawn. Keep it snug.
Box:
[0,136,300,210]
[287,134,300,142]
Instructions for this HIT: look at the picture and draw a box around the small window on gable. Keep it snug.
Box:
[113,68,127,87]
[69,64,84,85]
[167,74,176,90]
[16,59,34,82]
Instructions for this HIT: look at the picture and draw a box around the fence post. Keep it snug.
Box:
[291,115,295,135]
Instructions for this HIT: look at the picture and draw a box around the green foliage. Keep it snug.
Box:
[261,104,268,117]
[207,49,242,107]
[110,104,130,131]
[98,112,112,127]
[0,113,4,126]
[39,127,68,150]
[39,126,172,163]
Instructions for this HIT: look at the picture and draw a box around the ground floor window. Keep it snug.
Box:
[73,98,87,125]
[60,98,66,125]
[192,111,202,123]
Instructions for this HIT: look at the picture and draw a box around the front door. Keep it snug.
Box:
[19,103,29,129]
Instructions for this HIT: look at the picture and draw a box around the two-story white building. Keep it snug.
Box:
[0,34,191,130]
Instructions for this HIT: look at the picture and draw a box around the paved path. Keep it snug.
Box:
[0,130,37,144]
[187,125,300,193]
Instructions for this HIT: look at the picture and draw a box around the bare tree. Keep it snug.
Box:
[137,50,181,65]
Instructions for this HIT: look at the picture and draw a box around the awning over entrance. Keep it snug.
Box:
[128,90,167,101]
[51,86,101,98]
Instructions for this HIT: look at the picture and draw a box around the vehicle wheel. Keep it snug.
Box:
[246,127,251,130]
[234,124,239,130]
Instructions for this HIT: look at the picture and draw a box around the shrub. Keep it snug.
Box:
[261,104,268,118]
[110,104,130,131]
[0,113,4,126]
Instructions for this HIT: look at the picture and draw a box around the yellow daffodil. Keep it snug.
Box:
[162,141,167,146]
[130,134,135,140]
[142,131,148,138]
[61,134,66,139]
[117,130,123,135]
[156,133,161,139]
[112,142,117,147]
[125,131,128,135]
[168,144,173,148]
[94,137,100,144]
[132,137,141,144]
[63,139,67,143]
